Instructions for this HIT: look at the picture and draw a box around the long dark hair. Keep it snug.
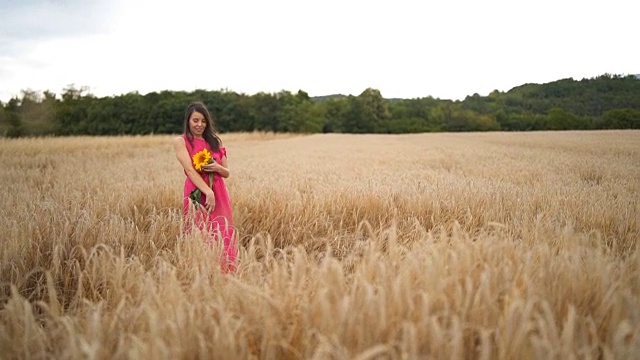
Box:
[183,101,221,152]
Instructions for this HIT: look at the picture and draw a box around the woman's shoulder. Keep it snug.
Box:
[173,134,186,143]
[215,136,227,156]
[173,135,190,148]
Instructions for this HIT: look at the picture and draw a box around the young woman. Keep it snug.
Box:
[173,101,237,272]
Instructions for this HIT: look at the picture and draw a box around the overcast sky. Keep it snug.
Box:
[0,0,638,103]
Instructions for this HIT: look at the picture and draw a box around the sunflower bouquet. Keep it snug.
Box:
[188,148,215,205]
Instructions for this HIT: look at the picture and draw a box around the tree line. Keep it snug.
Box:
[1,73,638,137]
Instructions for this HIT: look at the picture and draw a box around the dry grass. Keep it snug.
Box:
[0,130,639,359]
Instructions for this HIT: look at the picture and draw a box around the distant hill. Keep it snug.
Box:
[494,74,640,116]
[312,94,407,103]
[311,94,349,102]
[312,74,639,103]
[455,74,640,130]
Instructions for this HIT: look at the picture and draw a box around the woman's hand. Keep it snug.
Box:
[203,189,215,213]
[202,160,220,173]
[203,156,230,179]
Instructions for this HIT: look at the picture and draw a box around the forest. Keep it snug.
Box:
[1,73,638,137]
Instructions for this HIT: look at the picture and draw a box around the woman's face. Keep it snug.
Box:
[189,111,206,138]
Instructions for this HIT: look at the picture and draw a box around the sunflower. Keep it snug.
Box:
[193,149,213,171]
[189,148,215,207]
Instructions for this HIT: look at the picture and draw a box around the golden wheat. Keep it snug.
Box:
[0,131,638,359]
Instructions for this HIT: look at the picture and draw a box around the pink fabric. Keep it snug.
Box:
[182,135,237,272]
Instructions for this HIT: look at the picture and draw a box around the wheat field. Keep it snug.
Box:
[0,131,639,359]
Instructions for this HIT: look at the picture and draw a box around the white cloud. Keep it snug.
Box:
[1,0,638,102]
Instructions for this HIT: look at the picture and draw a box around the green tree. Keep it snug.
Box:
[277,90,323,133]
[320,97,349,133]
[5,98,24,137]
[251,92,282,132]
[546,107,580,130]
[219,92,254,132]
[342,88,389,133]
[55,85,94,135]
[600,108,640,129]
[387,97,443,133]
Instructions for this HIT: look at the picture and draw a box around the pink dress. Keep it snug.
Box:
[182,135,237,272]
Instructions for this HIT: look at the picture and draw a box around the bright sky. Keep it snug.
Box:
[1,0,638,103]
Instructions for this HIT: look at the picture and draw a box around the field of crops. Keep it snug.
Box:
[1,130,638,359]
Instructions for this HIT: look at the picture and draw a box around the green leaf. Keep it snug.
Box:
[189,188,202,204]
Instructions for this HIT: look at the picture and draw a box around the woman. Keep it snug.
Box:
[173,101,237,272]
